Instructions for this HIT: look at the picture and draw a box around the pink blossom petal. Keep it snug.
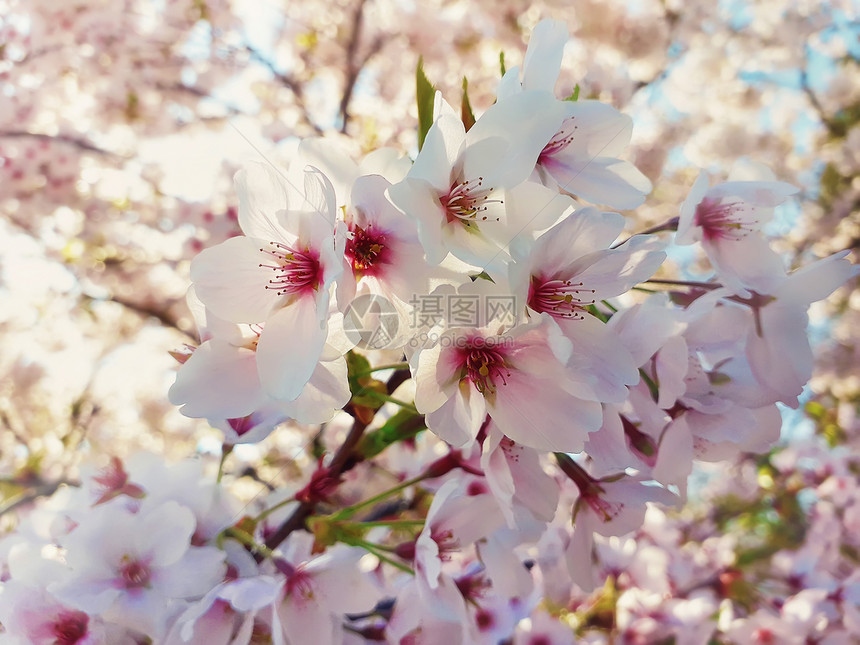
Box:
[489,370,601,452]
[169,341,266,419]
[191,236,280,324]
[138,501,196,567]
[256,295,328,402]
[235,162,292,242]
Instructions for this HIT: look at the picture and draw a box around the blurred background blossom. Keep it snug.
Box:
[0,1,858,638]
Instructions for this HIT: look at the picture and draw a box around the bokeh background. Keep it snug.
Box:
[0,0,858,542]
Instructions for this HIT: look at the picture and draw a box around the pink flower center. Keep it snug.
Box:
[277,559,315,599]
[259,242,321,296]
[440,176,502,225]
[752,628,774,644]
[538,118,578,164]
[92,456,145,505]
[430,527,460,560]
[583,492,624,524]
[459,344,511,396]
[528,636,552,645]
[227,415,255,437]
[118,555,151,589]
[694,197,756,242]
[563,459,625,524]
[345,223,389,276]
[528,276,596,318]
[52,610,89,645]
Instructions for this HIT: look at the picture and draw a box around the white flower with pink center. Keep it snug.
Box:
[168,315,350,432]
[676,168,798,295]
[189,161,344,402]
[744,250,859,407]
[496,19,653,210]
[49,500,226,639]
[0,570,117,645]
[534,102,653,210]
[267,532,381,645]
[510,205,665,403]
[481,422,560,529]
[558,457,676,591]
[405,477,506,590]
[335,173,446,345]
[414,312,602,452]
[388,91,569,267]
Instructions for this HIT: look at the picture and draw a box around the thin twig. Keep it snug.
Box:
[245,45,324,135]
[0,131,121,158]
[338,0,385,134]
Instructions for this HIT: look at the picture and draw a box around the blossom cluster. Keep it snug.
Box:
[1,18,857,645]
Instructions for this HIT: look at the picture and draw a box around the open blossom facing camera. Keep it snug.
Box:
[3,14,859,645]
[388,91,569,267]
[676,166,798,295]
[190,162,344,402]
[510,203,665,402]
[413,311,603,452]
[498,18,652,209]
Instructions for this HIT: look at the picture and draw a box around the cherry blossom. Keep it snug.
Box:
[676,169,798,295]
[1,9,859,645]
[190,162,344,402]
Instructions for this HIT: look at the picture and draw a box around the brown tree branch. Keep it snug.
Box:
[0,131,122,158]
[244,45,325,135]
[338,0,386,134]
[262,416,369,554]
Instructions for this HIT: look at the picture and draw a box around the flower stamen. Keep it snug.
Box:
[258,242,321,296]
[345,223,388,275]
[461,345,511,395]
[695,197,758,242]
[441,176,503,225]
[529,277,596,319]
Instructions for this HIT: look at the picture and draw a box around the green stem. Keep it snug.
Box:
[358,519,426,529]
[255,495,297,522]
[639,368,660,401]
[359,541,415,574]
[645,278,722,290]
[357,390,419,414]
[352,362,410,378]
[217,445,232,484]
[601,300,618,313]
[224,526,275,559]
[334,473,428,520]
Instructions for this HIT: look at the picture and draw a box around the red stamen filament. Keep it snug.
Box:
[118,555,151,589]
[463,347,511,395]
[441,176,503,225]
[538,118,578,163]
[529,277,596,319]
[258,242,321,296]
[695,198,757,242]
[345,223,387,274]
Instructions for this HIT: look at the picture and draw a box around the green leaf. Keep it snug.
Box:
[346,350,386,411]
[499,51,506,77]
[585,304,610,322]
[357,410,426,460]
[564,84,580,101]
[347,351,372,391]
[469,270,495,283]
[416,57,436,152]
[461,77,476,132]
